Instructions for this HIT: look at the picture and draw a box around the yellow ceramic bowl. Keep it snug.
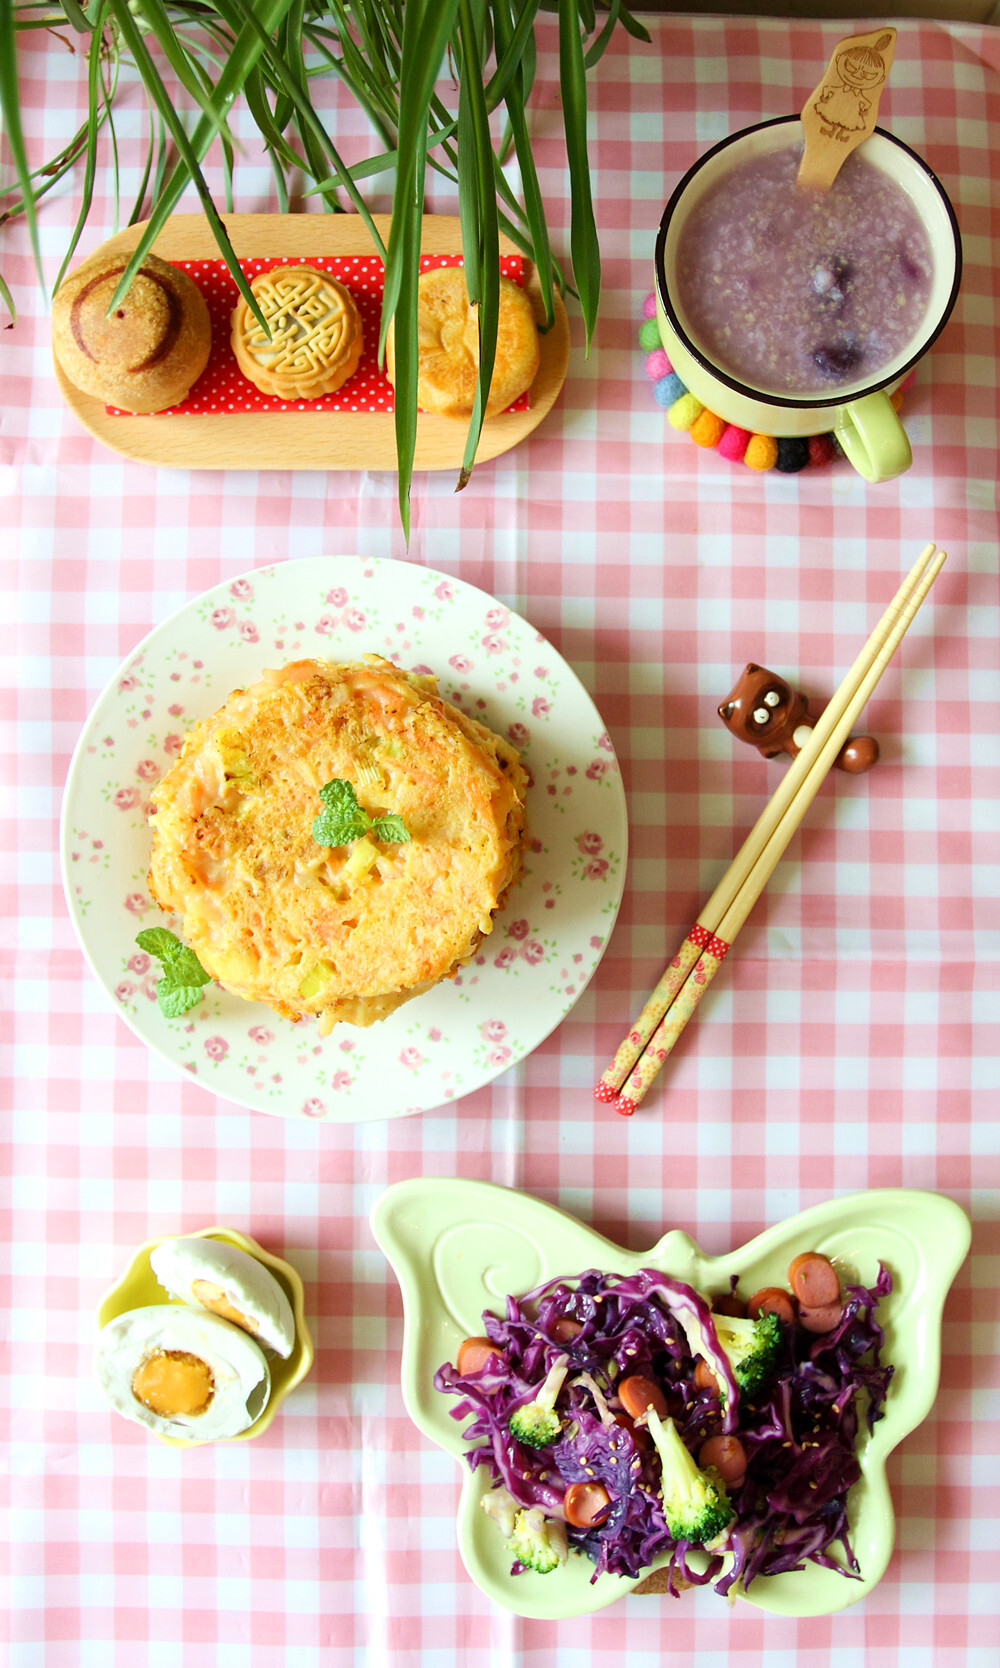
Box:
[96,1225,314,1446]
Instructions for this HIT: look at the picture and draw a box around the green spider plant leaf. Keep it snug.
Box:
[215,0,389,245]
[129,105,170,226]
[382,0,461,539]
[484,0,541,110]
[53,0,115,292]
[242,64,305,182]
[115,0,236,123]
[128,101,160,228]
[612,2,653,47]
[104,0,266,322]
[0,0,45,289]
[557,0,600,351]
[492,0,553,330]
[381,0,459,350]
[57,0,92,31]
[387,129,426,545]
[105,0,302,330]
[455,0,499,490]
[313,1,399,151]
[584,0,650,68]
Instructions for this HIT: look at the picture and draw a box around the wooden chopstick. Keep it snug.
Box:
[593,544,937,1106]
[594,543,941,1105]
[595,545,947,1115]
[613,547,946,1113]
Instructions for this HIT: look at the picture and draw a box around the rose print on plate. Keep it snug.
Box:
[60,557,628,1123]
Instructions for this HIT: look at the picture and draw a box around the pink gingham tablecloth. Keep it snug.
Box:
[2,13,998,1666]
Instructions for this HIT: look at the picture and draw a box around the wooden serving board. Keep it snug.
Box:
[53,213,571,472]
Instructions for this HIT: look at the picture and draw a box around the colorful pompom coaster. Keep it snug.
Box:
[640,294,909,474]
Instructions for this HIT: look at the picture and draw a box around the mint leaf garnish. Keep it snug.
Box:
[136,927,213,1018]
[134,926,184,962]
[157,982,210,1019]
[371,813,410,843]
[312,779,411,848]
[311,778,370,846]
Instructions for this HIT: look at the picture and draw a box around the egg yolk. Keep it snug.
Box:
[131,1349,215,1418]
[191,1278,260,1337]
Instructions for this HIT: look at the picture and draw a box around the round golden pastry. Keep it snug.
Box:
[385,267,540,418]
[51,250,212,413]
[146,655,528,1033]
[231,266,364,400]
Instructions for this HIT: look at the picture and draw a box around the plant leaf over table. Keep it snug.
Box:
[0,0,649,533]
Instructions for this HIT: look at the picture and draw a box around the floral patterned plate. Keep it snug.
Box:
[60,556,628,1122]
[371,1178,971,1619]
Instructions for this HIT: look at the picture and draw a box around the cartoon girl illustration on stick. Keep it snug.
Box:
[813,33,894,141]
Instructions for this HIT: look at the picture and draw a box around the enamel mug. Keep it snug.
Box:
[654,116,962,483]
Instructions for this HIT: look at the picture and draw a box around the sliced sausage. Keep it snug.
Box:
[612,1410,652,1450]
[618,1374,669,1420]
[563,1481,612,1528]
[747,1286,798,1326]
[693,1358,719,1392]
[711,1292,747,1319]
[456,1336,499,1375]
[798,1300,844,1335]
[552,1317,583,1343]
[698,1434,747,1488]
[787,1252,841,1309]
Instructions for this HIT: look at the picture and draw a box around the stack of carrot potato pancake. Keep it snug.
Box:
[147,655,528,1030]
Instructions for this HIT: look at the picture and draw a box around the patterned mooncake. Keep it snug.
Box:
[231,265,364,400]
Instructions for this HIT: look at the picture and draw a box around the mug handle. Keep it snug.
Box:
[834,390,911,484]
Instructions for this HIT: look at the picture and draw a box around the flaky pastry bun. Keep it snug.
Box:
[231,266,364,401]
[385,267,540,419]
[51,250,212,413]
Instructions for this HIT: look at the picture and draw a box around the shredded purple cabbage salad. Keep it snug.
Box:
[434,1261,894,1596]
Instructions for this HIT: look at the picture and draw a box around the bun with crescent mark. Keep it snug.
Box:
[52,250,212,413]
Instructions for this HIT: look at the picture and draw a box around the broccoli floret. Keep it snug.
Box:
[646,1408,735,1548]
[506,1506,569,1574]
[508,1353,569,1449]
[713,1310,783,1397]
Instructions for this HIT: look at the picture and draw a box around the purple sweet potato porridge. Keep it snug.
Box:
[675,146,933,395]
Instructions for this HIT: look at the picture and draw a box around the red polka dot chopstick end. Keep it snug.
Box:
[593,1080,636,1116]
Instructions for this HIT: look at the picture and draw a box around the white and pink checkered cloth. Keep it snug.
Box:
[2,15,998,1666]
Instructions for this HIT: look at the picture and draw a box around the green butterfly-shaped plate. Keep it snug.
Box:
[371,1179,970,1620]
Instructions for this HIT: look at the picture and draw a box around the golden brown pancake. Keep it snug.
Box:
[385,267,540,418]
[146,656,527,1031]
[231,266,364,400]
[52,250,211,413]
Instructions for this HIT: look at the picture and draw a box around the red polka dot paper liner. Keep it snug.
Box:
[639,292,912,473]
[107,253,529,418]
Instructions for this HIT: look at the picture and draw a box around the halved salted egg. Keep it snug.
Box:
[96,1305,270,1440]
[149,1236,296,1358]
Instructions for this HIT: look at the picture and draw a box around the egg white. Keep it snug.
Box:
[149,1236,296,1358]
[96,1304,270,1440]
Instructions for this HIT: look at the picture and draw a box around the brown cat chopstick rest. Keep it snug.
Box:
[718,663,879,774]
